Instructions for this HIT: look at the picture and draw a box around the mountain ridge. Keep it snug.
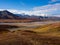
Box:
[0,10,20,19]
[0,10,60,21]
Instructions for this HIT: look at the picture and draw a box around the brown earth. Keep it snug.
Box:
[0,19,34,23]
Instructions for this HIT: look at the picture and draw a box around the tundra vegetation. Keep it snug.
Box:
[0,22,60,45]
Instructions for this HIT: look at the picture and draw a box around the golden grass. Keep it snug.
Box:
[33,22,60,33]
[0,22,60,45]
[0,30,60,45]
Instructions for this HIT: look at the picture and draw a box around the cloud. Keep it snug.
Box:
[0,9,29,14]
[0,3,60,16]
[32,3,60,16]
[49,0,60,4]
[51,0,59,2]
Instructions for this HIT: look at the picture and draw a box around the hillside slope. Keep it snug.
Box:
[33,22,60,33]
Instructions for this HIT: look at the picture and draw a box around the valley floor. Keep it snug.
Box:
[0,21,60,45]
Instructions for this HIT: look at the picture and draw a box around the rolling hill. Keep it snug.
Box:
[33,22,60,34]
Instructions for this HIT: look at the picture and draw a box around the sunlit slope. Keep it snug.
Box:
[33,22,60,33]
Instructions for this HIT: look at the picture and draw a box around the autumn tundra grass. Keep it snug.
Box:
[0,29,60,45]
[0,22,60,45]
[33,22,60,33]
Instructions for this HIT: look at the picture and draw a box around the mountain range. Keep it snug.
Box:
[0,10,60,21]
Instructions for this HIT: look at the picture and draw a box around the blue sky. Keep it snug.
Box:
[0,0,60,16]
[0,0,50,10]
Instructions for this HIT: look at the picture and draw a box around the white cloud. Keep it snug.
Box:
[51,0,59,2]
[0,3,60,16]
[49,0,60,4]
[32,3,60,16]
[0,9,30,14]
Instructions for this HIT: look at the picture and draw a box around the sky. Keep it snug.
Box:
[0,0,60,16]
